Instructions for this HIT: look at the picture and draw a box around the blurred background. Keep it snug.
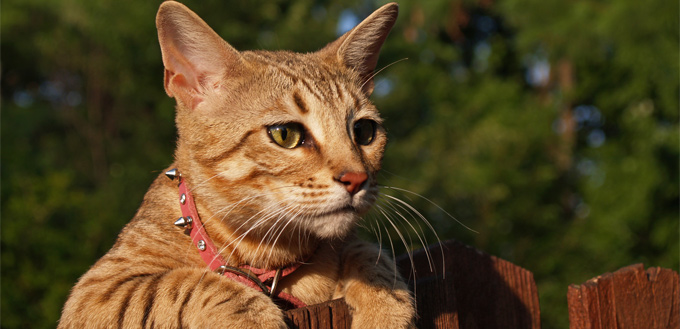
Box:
[2,0,677,328]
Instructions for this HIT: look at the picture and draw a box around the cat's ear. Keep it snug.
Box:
[156,1,240,110]
[320,3,398,96]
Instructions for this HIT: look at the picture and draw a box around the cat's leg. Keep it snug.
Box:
[58,267,286,329]
[335,240,416,329]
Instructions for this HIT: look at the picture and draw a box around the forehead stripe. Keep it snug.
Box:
[293,91,308,114]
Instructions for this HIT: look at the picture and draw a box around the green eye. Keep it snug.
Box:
[353,119,377,146]
[267,123,304,149]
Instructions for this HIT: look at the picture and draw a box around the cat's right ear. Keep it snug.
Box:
[156,1,240,110]
[319,3,398,96]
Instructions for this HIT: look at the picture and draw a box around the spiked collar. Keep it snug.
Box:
[165,168,307,309]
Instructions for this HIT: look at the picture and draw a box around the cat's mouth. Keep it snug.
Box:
[314,205,357,218]
[310,192,377,219]
[321,205,357,216]
[293,193,376,238]
[303,205,360,238]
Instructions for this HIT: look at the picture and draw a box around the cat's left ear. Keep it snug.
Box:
[156,1,241,110]
[320,3,398,96]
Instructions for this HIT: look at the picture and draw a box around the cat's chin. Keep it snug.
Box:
[306,209,360,239]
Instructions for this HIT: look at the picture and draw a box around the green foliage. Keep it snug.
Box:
[2,0,677,328]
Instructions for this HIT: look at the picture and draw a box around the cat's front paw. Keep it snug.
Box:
[345,285,415,329]
[208,288,287,329]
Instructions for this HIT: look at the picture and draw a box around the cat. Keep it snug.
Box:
[58,1,415,328]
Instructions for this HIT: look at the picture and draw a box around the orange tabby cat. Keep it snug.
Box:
[58,1,414,328]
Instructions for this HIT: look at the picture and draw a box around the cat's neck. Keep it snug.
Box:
[170,166,320,269]
[199,208,320,269]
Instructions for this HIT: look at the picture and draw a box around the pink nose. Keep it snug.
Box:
[338,172,368,195]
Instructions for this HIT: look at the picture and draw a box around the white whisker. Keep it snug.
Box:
[217,200,290,265]
[265,205,305,266]
[376,198,434,272]
[378,190,447,278]
[360,57,409,91]
[380,185,478,234]
[374,204,410,287]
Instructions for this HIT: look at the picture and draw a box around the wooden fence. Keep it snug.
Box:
[284,239,678,329]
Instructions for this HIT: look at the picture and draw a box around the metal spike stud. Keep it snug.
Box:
[165,168,180,181]
[174,216,193,229]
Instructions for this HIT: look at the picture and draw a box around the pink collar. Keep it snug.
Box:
[166,168,307,309]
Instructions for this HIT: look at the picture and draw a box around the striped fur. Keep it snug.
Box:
[58,2,414,328]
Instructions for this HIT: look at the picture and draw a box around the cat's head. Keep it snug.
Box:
[156,1,397,241]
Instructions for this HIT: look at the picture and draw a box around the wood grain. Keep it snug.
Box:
[286,298,352,329]
[568,263,679,329]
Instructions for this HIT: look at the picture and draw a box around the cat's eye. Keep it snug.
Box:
[268,123,304,149]
[353,119,377,146]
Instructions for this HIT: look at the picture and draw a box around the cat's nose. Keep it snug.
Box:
[338,172,368,195]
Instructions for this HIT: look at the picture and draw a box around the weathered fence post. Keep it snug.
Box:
[567,263,679,329]
[286,243,678,329]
